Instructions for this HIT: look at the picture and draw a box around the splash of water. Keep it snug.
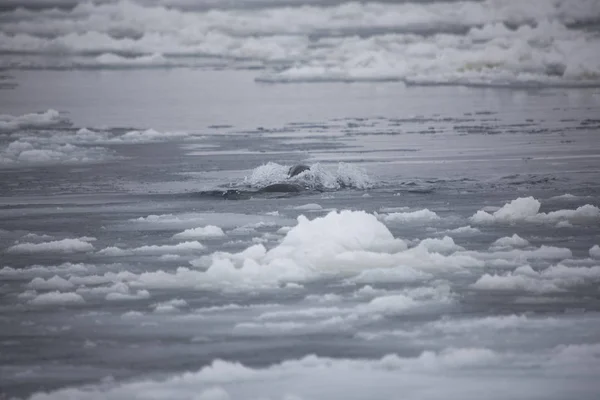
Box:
[243,162,372,190]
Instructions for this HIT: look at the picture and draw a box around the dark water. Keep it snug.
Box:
[1,68,600,399]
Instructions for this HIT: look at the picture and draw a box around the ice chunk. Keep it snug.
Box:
[381,209,440,223]
[491,234,530,249]
[29,291,85,306]
[7,238,95,254]
[590,245,600,259]
[0,109,68,133]
[471,197,600,225]
[172,226,225,240]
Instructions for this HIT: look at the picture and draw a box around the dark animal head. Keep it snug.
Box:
[288,164,310,178]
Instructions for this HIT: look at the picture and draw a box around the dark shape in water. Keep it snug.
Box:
[190,164,312,200]
[288,164,310,178]
[259,183,303,193]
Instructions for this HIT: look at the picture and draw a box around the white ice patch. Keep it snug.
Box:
[106,289,150,302]
[0,110,196,168]
[447,225,480,235]
[0,139,112,168]
[463,245,572,263]
[416,236,464,254]
[32,346,596,400]
[127,209,489,291]
[590,245,600,259]
[28,291,85,306]
[70,127,192,144]
[380,209,440,224]
[130,212,288,231]
[470,197,600,225]
[6,238,95,254]
[98,241,204,256]
[0,109,67,133]
[293,204,323,211]
[491,234,530,249]
[350,267,432,284]
[0,262,98,278]
[172,226,225,240]
[549,194,582,201]
[3,0,600,87]
[472,264,600,293]
[152,298,188,313]
[28,275,74,291]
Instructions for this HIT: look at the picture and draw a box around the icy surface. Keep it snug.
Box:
[1,0,600,87]
[1,46,600,400]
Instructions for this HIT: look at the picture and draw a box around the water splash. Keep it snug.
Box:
[243,162,372,190]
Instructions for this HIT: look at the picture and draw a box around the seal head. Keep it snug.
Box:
[288,164,310,178]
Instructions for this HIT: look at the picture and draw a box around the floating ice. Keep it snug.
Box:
[98,241,204,256]
[590,245,600,259]
[106,289,150,302]
[28,291,85,306]
[381,209,440,224]
[28,276,74,291]
[350,267,431,284]
[111,210,490,292]
[172,226,225,240]
[0,139,113,168]
[472,273,562,293]
[472,263,600,293]
[130,212,288,230]
[32,345,600,400]
[2,0,600,87]
[6,238,95,254]
[0,262,97,278]
[491,234,530,249]
[0,109,68,133]
[447,226,480,235]
[470,197,600,225]
[471,197,541,224]
[416,236,463,254]
[152,298,188,313]
[293,204,323,211]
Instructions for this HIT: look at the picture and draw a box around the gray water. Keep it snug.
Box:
[2,1,600,399]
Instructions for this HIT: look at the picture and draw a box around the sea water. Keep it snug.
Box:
[1,1,600,399]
